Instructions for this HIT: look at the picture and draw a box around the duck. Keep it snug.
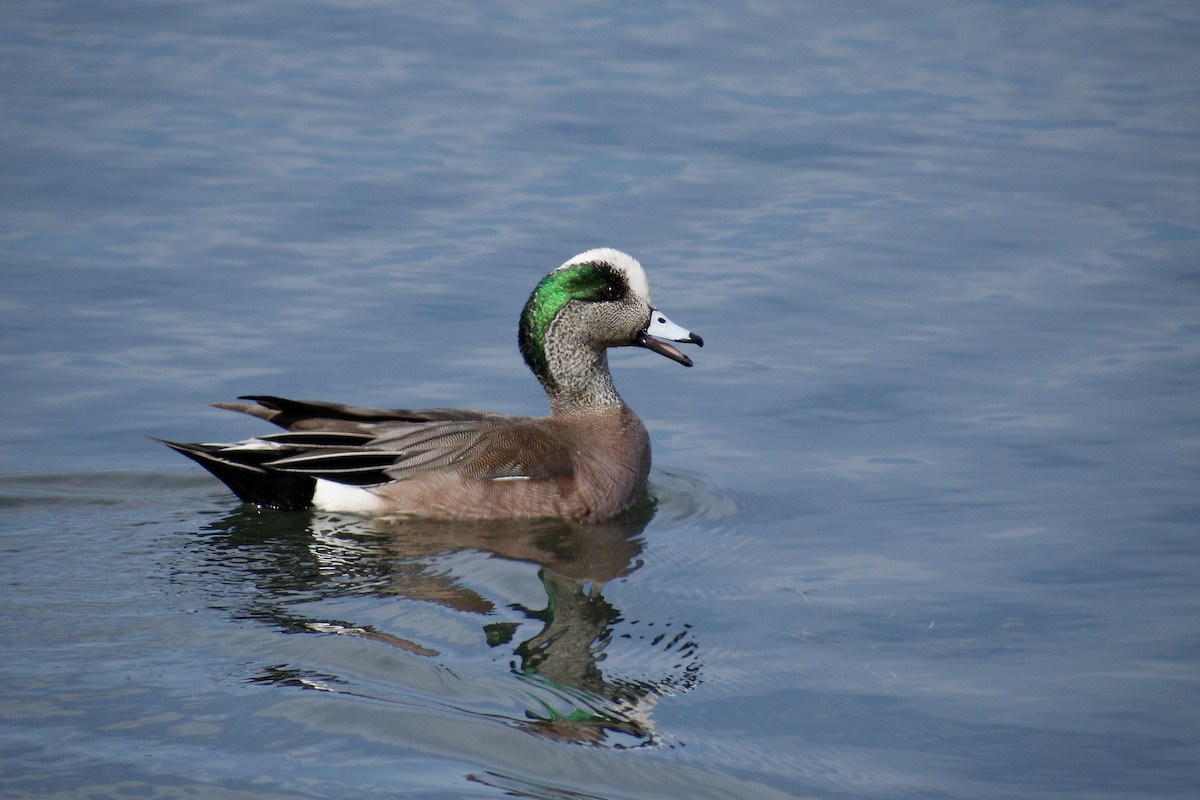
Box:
[156,248,703,522]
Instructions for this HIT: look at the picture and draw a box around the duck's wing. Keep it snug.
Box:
[262,417,574,485]
[213,394,512,433]
[373,419,574,482]
[158,397,574,509]
[225,395,572,482]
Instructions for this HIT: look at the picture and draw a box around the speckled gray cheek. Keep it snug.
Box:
[540,303,628,413]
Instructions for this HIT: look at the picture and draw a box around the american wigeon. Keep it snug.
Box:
[157,248,703,522]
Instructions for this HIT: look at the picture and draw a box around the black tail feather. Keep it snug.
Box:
[152,438,316,511]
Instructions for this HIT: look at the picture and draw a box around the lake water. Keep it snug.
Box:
[2,2,1198,798]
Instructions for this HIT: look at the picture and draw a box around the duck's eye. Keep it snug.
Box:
[601,283,623,301]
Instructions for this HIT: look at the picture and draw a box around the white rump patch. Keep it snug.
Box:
[312,479,385,514]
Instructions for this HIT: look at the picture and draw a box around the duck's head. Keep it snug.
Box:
[519,248,704,394]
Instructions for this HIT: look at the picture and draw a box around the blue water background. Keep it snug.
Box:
[2,2,1198,798]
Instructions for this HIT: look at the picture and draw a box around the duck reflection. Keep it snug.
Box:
[195,498,700,746]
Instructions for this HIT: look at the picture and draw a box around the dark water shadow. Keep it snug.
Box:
[184,496,702,747]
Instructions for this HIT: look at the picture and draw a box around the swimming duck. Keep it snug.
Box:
[157,248,703,522]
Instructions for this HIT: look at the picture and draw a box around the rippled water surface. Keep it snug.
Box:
[3,2,1199,798]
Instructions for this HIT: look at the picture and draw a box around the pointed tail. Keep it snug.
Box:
[152,438,316,511]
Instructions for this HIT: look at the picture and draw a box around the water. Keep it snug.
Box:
[3,1,1199,798]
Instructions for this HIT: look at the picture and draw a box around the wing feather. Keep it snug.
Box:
[194,396,574,490]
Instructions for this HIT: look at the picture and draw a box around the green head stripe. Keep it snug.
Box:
[518,261,621,384]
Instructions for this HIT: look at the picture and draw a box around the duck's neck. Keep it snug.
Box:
[518,285,629,415]
[541,339,625,415]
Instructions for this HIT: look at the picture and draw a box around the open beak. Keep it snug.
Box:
[636,308,704,367]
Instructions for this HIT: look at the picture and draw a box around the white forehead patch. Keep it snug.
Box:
[558,248,653,304]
